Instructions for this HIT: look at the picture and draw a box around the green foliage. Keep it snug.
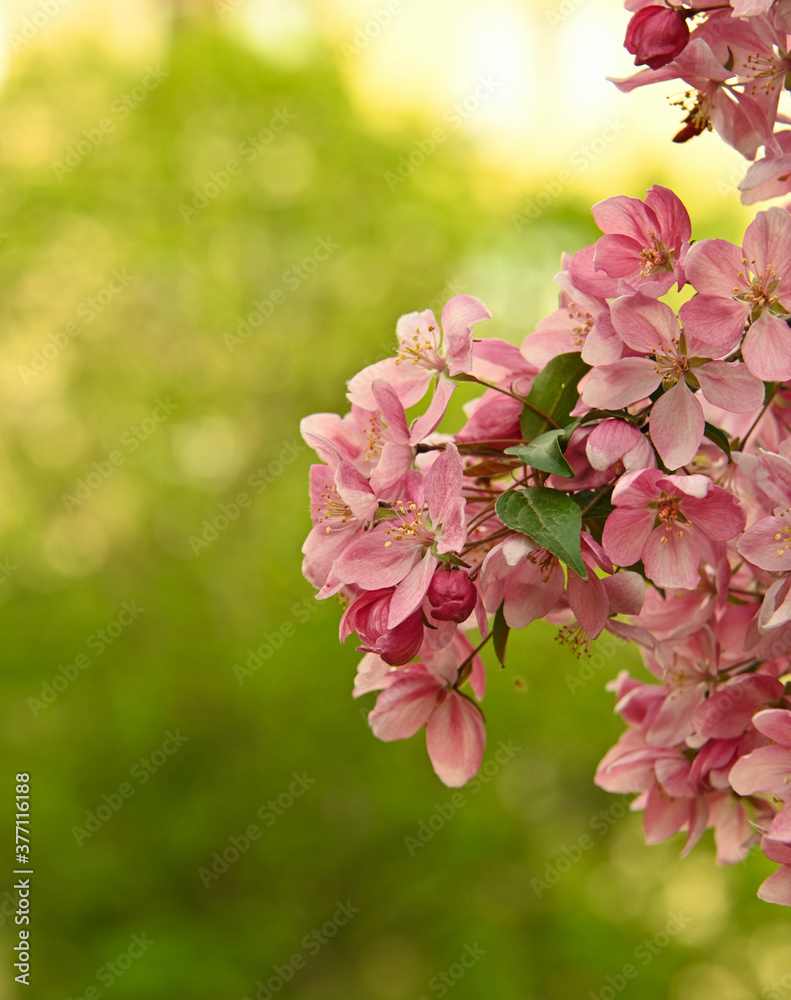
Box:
[496,487,587,578]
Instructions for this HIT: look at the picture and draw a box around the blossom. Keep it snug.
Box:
[681,207,791,379]
[333,443,466,627]
[580,185,691,298]
[346,296,492,410]
[582,293,765,468]
[367,662,485,786]
[602,468,745,589]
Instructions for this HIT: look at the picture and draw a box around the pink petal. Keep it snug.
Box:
[729,745,791,798]
[679,295,748,355]
[426,442,464,535]
[743,207,791,281]
[758,865,791,906]
[610,293,679,354]
[409,376,456,443]
[743,311,791,381]
[586,419,647,471]
[425,691,486,787]
[593,194,656,242]
[738,515,791,571]
[388,552,438,628]
[334,528,420,590]
[371,379,409,442]
[368,667,441,741]
[695,361,765,412]
[692,675,785,739]
[347,358,432,410]
[369,441,414,499]
[602,507,656,567]
[649,379,704,470]
[335,461,377,520]
[642,523,701,589]
[683,238,746,296]
[645,184,691,243]
[602,571,646,615]
[681,488,745,542]
[753,708,791,749]
[644,786,690,844]
[441,295,492,376]
[581,358,661,409]
[567,569,609,639]
[593,233,645,278]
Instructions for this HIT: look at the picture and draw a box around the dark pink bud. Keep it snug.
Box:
[624,6,689,71]
[427,570,477,623]
[342,589,424,665]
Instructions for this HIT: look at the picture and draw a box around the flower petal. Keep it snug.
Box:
[649,380,704,470]
[426,692,486,787]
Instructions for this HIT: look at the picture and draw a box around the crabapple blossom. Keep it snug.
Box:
[301,169,791,906]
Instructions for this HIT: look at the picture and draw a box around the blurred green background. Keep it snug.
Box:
[0,1,787,998]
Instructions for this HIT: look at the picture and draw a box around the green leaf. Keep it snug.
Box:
[492,601,509,667]
[495,487,587,579]
[505,428,574,477]
[520,352,590,441]
[703,422,732,461]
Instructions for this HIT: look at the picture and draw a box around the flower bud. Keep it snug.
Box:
[625,6,689,71]
[427,569,477,623]
[343,589,424,665]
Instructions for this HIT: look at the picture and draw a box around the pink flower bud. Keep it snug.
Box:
[427,570,477,623]
[624,6,689,71]
[342,589,424,666]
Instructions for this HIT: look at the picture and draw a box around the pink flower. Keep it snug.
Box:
[585,185,691,298]
[625,5,690,70]
[346,296,492,410]
[681,207,791,379]
[602,468,745,589]
[368,663,485,786]
[333,443,467,627]
[340,588,424,666]
[582,293,765,468]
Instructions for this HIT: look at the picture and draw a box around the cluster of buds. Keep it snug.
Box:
[301,182,791,905]
[617,0,791,203]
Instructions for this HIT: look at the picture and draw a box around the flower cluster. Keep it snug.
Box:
[616,1,791,203]
[301,185,791,903]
